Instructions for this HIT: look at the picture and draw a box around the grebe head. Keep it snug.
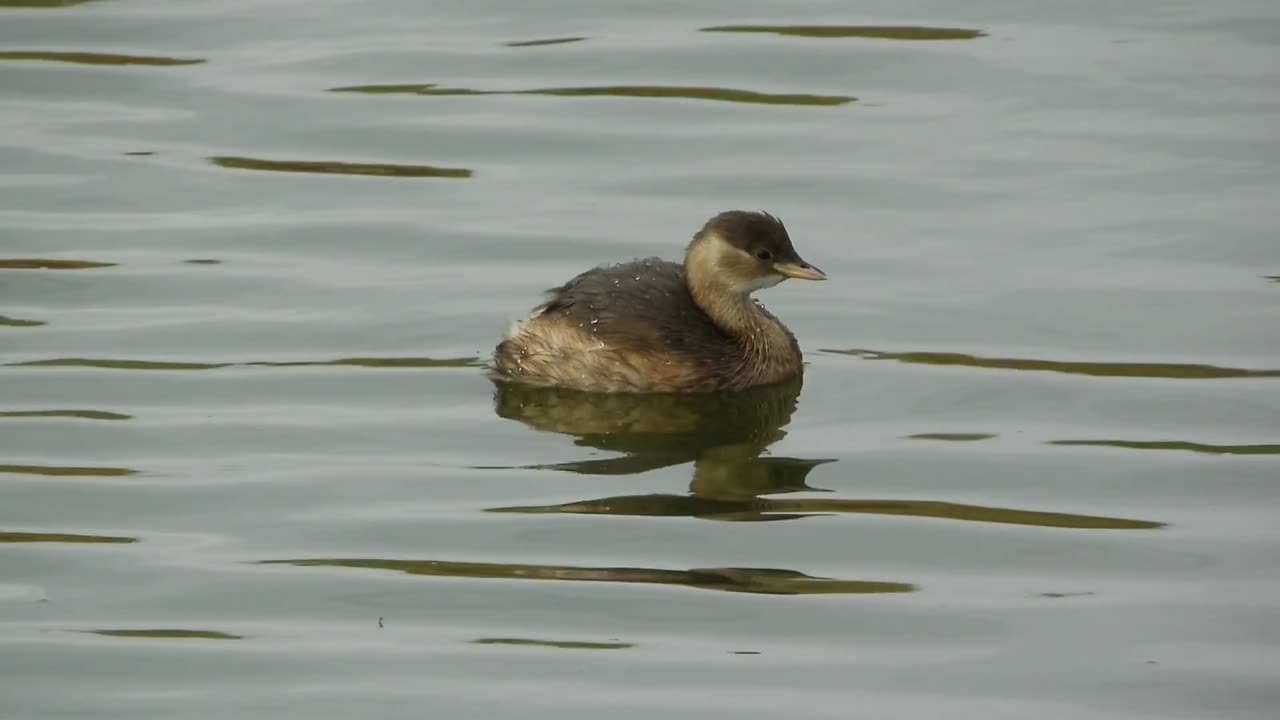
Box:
[686,210,826,295]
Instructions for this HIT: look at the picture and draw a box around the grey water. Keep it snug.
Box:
[2,1,1279,718]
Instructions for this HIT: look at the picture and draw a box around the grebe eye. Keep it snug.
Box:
[754,248,772,261]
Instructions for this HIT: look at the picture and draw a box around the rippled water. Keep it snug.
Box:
[3,1,1279,718]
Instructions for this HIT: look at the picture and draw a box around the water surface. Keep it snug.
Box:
[2,1,1278,718]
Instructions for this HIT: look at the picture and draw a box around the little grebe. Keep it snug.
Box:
[491,210,825,393]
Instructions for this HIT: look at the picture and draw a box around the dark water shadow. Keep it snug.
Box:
[0,463,137,477]
[260,558,912,596]
[87,629,241,640]
[1,531,135,543]
[0,0,107,7]
[825,348,1280,379]
[503,37,586,48]
[1050,439,1280,456]
[210,156,472,179]
[329,83,853,107]
[0,315,47,327]
[0,51,204,66]
[0,258,115,270]
[906,433,997,442]
[248,357,483,369]
[0,409,132,420]
[700,25,986,40]
[183,258,221,265]
[9,358,231,370]
[5,356,483,371]
[490,494,1163,529]
[472,637,630,650]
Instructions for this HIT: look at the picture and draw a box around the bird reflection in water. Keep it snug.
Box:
[259,378,1162,599]
[267,378,911,596]
[490,375,835,521]
[489,377,1164,530]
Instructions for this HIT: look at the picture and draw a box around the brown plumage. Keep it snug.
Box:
[491,210,826,393]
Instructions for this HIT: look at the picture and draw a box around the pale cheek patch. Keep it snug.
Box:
[734,273,784,294]
[701,233,783,295]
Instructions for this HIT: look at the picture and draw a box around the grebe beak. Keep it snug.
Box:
[774,261,827,281]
